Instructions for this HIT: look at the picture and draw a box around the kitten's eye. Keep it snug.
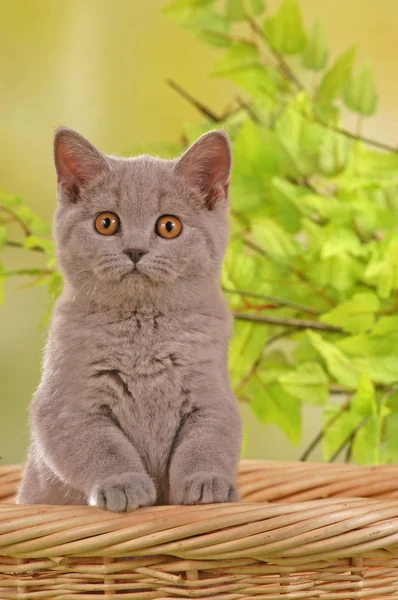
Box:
[155,215,182,239]
[95,212,120,236]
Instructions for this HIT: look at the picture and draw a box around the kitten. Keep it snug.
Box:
[16,128,242,511]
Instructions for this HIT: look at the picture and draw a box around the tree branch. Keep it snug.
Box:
[242,238,336,306]
[329,417,368,463]
[233,311,343,332]
[223,287,320,315]
[300,398,351,461]
[235,96,262,124]
[241,5,303,91]
[166,79,222,122]
[5,268,53,277]
[0,205,31,236]
[6,240,44,253]
[312,112,397,154]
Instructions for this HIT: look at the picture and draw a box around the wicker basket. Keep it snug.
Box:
[1,461,398,598]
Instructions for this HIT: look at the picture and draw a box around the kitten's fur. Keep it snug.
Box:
[16,128,242,511]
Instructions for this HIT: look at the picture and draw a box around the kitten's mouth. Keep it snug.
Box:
[121,266,145,281]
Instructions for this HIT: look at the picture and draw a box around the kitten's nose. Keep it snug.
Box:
[124,248,148,264]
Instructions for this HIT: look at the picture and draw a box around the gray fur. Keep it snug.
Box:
[17,128,242,511]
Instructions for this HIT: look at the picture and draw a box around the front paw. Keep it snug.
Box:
[170,472,238,505]
[89,472,156,512]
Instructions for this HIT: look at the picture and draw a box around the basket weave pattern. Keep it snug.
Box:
[1,461,398,598]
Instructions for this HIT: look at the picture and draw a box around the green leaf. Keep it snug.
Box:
[322,403,361,460]
[251,217,298,263]
[164,1,230,47]
[386,412,398,462]
[0,194,22,209]
[223,239,263,294]
[262,0,306,55]
[229,320,267,387]
[13,206,51,236]
[251,378,301,444]
[0,225,6,250]
[164,0,214,21]
[3,268,51,278]
[211,43,259,76]
[352,404,389,465]
[310,253,363,293]
[226,0,265,20]
[351,374,376,417]
[321,229,364,259]
[230,120,292,212]
[320,293,380,334]
[355,146,398,179]
[344,63,378,117]
[302,21,328,71]
[364,239,398,299]
[352,416,376,465]
[23,236,55,255]
[318,130,350,176]
[353,355,398,385]
[193,13,231,47]
[48,270,63,299]
[268,178,302,233]
[308,331,358,388]
[318,46,356,105]
[278,362,329,406]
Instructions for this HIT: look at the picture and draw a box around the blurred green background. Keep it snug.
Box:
[1,0,397,466]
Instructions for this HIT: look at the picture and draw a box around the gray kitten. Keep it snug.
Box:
[16,128,242,511]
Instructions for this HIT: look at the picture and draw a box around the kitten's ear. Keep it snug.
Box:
[54,128,109,202]
[174,131,231,209]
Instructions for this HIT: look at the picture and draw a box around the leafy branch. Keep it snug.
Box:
[2,0,398,465]
[234,311,342,332]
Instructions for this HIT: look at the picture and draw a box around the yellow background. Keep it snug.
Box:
[1,0,397,465]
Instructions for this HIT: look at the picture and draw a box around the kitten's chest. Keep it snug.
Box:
[89,310,210,400]
[89,312,202,480]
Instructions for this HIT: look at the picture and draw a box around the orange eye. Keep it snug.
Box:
[155,215,182,239]
[95,212,120,236]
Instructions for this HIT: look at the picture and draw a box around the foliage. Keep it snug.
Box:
[2,0,398,464]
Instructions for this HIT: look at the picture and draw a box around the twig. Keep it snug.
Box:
[235,96,261,124]
[166,79,222,122]
[243,239,268,256]
[265,329,295,348]
[300,398,351,461]
[235,329,295,394]
[311,110,397,154]
[345,437,354,464]
[242,239,336,306]
[5,268,53,277]
[240,3,303,91]
[0,205,31,236]
[6,240,45,253]
[233,311,343,332]
[223,287,320,315]
[167,58,396,155]
[202,29,253,47]
[329,417,368,463]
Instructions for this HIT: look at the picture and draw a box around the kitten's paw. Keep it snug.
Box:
[171,472,238,505]
[89,472,156,512]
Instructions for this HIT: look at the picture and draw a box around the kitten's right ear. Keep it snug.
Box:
[54,128,109,202]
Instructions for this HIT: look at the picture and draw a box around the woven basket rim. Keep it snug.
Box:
[1,460,398,564]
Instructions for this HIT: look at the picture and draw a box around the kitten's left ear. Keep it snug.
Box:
[54,128,109,202]
[174,130,231,209]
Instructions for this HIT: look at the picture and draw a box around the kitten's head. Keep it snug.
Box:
[53,128,231,308]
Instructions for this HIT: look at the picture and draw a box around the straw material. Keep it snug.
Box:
[1,461,398,598]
